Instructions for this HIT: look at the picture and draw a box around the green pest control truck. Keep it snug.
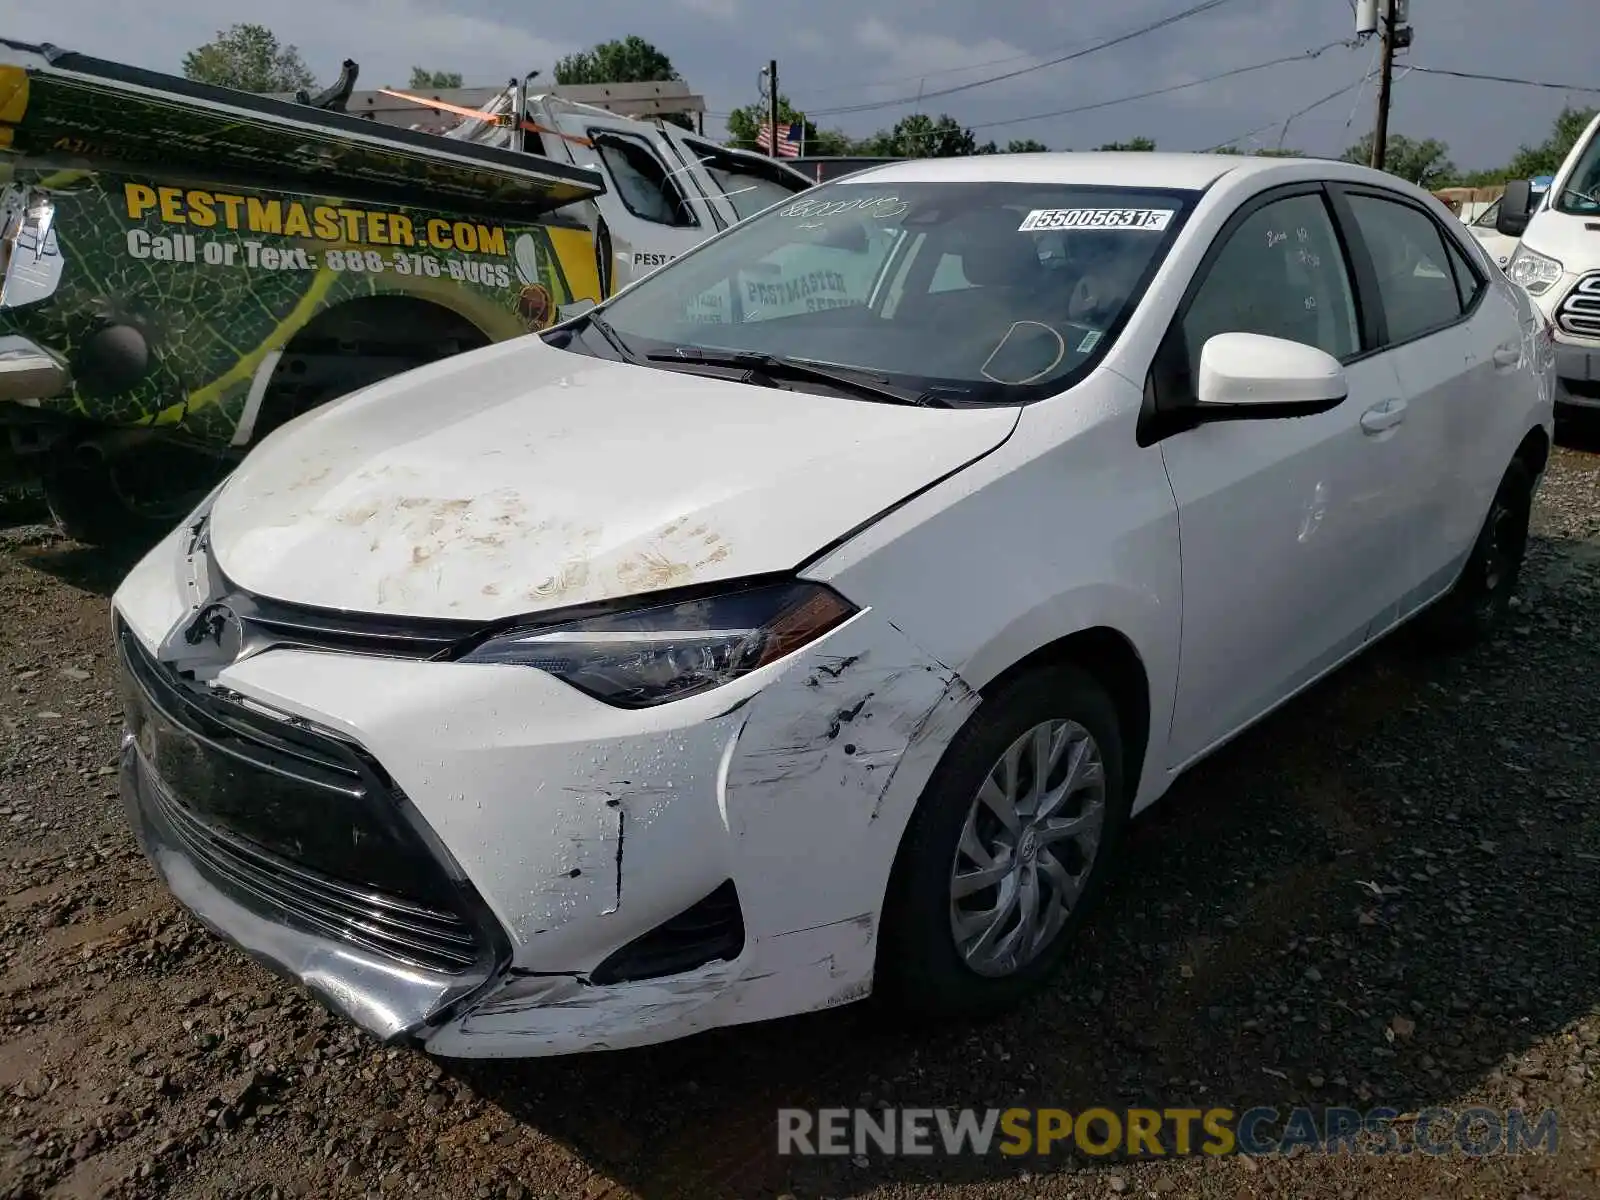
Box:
[0,39,610,543]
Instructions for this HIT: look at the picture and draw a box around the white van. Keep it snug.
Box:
[1497,119,1600,412]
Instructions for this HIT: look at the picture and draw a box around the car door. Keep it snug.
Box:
[668,135,813,230]
[564,116,717,288]
[1332,186,1509,612]
[1155,185,1417,767]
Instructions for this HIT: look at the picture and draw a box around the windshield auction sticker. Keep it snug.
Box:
[1018,208,1174,232]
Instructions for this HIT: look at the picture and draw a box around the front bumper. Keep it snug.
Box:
[1554,342,1600,409]
[111,528,978,1056]
[0,335,67,404]
[116,620,510,1043]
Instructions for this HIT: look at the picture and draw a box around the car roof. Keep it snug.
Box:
[830,151,1415,197]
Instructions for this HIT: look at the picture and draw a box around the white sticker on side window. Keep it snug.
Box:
[1018,207,1174,232]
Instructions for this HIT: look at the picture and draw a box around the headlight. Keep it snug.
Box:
[1506,245,1564,295]
[457,581,858,707]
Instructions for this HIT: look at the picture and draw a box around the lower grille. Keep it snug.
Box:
[117,618,497,977]
[145,772,479,971]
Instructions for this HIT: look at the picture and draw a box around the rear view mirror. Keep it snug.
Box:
[1496,180,1533,238]
[556,298,597,323]
[798,221,869,254]
[1195,332,1347,418]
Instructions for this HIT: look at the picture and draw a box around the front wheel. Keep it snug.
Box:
[876,665,1129,1020]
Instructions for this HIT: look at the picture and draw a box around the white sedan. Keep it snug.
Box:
[112,152,1555,1058]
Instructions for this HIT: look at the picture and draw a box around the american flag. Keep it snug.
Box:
[755,121,803,158]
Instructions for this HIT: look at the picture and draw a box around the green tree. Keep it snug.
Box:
[409,68,463,90]
[725,95,852,155]
[182,23,316,93]
[1341,132,1455,188]
[859,113,979,158]
[553,37,692,128]
[977,137,1050,153]
[1098,137,1156,151]
[1505,105,1599,179]
[554,36,678,85]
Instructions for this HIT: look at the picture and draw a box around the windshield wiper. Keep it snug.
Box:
[644,348,944,406]
[577,311,640,363]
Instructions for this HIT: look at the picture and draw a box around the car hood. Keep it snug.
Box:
[207,337,1018,621]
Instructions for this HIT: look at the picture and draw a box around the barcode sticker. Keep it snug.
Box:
[1018,208,1174,232]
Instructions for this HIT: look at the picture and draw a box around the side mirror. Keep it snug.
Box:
[1195,332,1347,419]
[1496,180,1533,237]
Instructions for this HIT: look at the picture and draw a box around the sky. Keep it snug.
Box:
[9,0,1597,170]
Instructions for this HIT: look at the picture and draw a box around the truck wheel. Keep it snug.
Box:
[40,446,221,548]
[40,452,162,547]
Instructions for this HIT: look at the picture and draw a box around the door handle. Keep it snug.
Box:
[1492,345,1521,369]
[1360,398,1407,434]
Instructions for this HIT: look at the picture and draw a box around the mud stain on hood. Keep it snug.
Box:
[205,338,1020,620]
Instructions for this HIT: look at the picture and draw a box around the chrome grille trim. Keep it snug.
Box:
[1555,272,1600,339]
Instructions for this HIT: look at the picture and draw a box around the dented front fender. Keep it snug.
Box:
[428,611,980,1055]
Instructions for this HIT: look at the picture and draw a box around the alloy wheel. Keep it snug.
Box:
[948,719,1108,979]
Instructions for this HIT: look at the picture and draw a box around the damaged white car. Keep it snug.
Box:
[112,152,1554,1058]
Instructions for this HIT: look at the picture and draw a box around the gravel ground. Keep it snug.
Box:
[1,440,1598,1200]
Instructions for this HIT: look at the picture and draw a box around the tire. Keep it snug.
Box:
[40,452,166,547]
[1416,456,1535,650]
[875,664,1130,1021]
[40,444,224,549]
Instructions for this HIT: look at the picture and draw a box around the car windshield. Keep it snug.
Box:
[578,179,1197,404]
[1555,128,1600,215]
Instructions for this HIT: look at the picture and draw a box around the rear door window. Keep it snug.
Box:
[1343,193,1465,344]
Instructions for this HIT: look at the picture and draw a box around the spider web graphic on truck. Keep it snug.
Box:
[0,168,587,443]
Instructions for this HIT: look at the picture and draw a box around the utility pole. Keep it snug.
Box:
[1370,2,1395,171]
[1368,0,1413,172]
[767,59,779,158]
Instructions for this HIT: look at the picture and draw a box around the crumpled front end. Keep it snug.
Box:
[115,616,512,1044]
[112,516,980,1057]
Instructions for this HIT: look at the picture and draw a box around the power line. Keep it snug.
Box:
[1405,65,1600,95]
[731,59,1600,138]
[802,0,1244,118]
[792,33,1110,99]
[968,41,1352,132]
[1206,69,1377,152]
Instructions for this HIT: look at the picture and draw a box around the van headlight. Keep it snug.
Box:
[456,581,858,707]
[1506,245,1563,295]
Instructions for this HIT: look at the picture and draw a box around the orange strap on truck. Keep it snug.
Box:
[377,88,594,148]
